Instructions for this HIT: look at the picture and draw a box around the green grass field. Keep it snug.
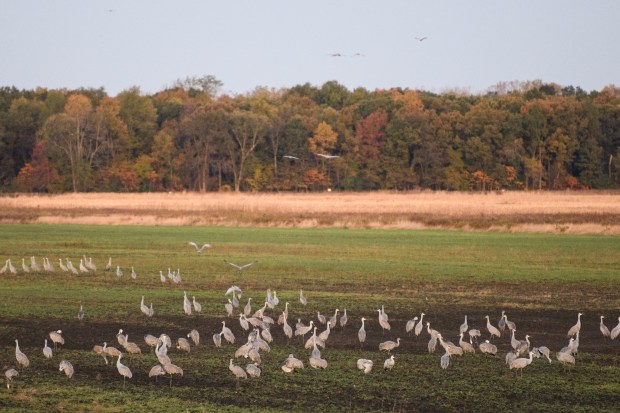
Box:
[1,224,619,412]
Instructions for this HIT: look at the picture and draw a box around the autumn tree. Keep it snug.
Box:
[225,109,268,192]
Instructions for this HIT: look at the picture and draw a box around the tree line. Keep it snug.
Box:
[0,77,619,193]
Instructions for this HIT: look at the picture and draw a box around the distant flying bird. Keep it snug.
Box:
[414,36,428,41]
[188,242,212,253]
[224,260,256,271]
[328,53,344,57]
[314,153,340,159]
[352,53,365,57]
[283,155,300,160]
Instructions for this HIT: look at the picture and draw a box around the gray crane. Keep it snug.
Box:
[485,315,501,339]
[358,318,367,350]
[43,339,53,359]
[567,312,583,337]
[59,360,74,378]
[5,368,18,389]
[116,353,132,386]
[15,340,29,369]
[357,358,373,374]
[600,315,611,338]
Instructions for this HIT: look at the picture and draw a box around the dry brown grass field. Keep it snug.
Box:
[1,190,619,234]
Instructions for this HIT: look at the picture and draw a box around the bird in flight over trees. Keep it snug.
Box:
[224,260,256,271]
[314,153,340,159]
[188,242,212,253]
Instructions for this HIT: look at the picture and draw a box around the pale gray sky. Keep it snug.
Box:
[1,0,619,96]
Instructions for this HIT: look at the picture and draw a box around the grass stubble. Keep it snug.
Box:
[0,194,619,411]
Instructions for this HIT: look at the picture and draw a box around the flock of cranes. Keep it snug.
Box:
[2,251,618,391]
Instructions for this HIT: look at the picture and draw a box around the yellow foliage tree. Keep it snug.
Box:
[308,122,337,154]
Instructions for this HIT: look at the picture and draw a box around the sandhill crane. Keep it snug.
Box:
[510,329,520,351]
[426,322,439,339]
[30,256,40,272]
[261,326,273,343]
[479,340,498,356]
[459,316,468,335]
[406,317,418,334]
[611,317,620,340]
[556,350,576,365]
[22,258,30,273]
[43,257,53,272]
[377,309,391,334]
[163,362,183,386]
[116,329,127,347]
[224,299,234,317]
[176,337,191,353]
[415,313,425,337]
[503,314,516,332]
[159,271,166,285]
[567,312,583,337]
[183,291,192,316]
[144,334,159,351]
[5,368,18,389]
[485,315,501,339]
[379,338,401,353]
[278,302,289,325]
[130,267,137,279]
[253,302,268,319]
[49,330,64,350]
[188,241,211,253]
[239,314,250,331]
[358,318,367,349]
[79,259,89,273]
[438,334,463,357]
[116,353,132,386]
[105,257,112,271]
[140,296,151,317]
[59,360,74,378]
[468,329,481,344]
[571,332,580,355]
[93,343,108,365]
[116,265,123,277]
[505,350,518,366]
[600,315,611,338]
[328,309,339,328]
[192,296,202,313]
[428,335,438,353]
[66,260,78,274]
[295,320,314,340]
[149,364,165,381]
[305,327,324,350]
[159,334,172,348]
[384,355,395,370]
[283,318,293,342]
[0,259,8,274]
[123,335,142,354]
[459,333,475,354]
[282,354,304,373]
[532,346,552,363]
[515,335,531,356]
[188,329,200,346]
[229,359,247,382]
[339,308,348,329]
[316,311,327,325]
[43,339,53,359]
[299,289,307,306]
[246,363,261,377]
[309,355,327,370]
[86,257,96,271]
[243,297,252,317]
[318,322,332,343]
[440,351,450,370]
[357,358,373,374]
[213,332,223,349]
[225,260,256,271]
[221,321,235,344]
[103,342,122,359]
[77,305,84,321]
[8,259,17,274]
[148,303,155,317]
[509,351,534,376]
[497,311,506,331]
